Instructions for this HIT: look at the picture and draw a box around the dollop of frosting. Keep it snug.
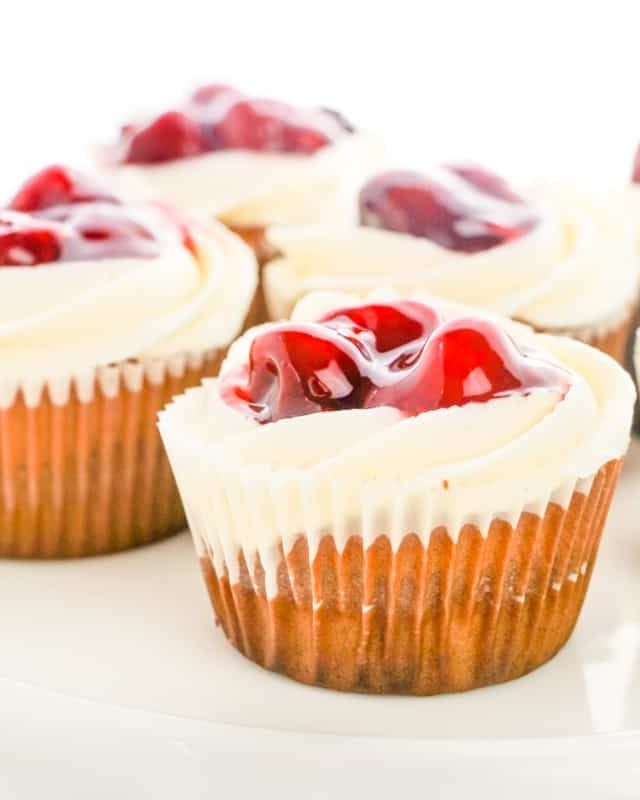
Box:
[220,300,570,423]
[0,165,258,382]
[265,172,640,330]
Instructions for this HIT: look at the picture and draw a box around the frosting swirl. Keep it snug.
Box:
[0,215,257,382]
[106,132,384,228]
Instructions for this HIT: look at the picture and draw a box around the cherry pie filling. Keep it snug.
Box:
[359,165,539,253]
[112,85,353,164]
[220,301,570,424]
[1,165,188,266]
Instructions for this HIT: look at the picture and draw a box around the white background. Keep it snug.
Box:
[1,0,639,191]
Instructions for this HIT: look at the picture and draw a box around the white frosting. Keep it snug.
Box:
[159,296,635,588]
[105,131,385,228]
[264,182,640,331]
[0,218,257,385]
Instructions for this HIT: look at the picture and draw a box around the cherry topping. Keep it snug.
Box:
[9,165,120,212]
[223,326,370,423]
[320,301,440,363]
[220,302,569,423]
[0,213,64,266]
[211,99,334,155]
[370,318,566,415]
[54,204,162,261]
[1,165,178,266]
[115,85,352,164]
[122,111,203,165]
[0,206,162,266]
[359,166,538,253]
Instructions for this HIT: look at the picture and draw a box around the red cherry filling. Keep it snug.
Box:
[122,111,203,165]
[220,302,570,424]
[320,301,440,367]
[115,85,352,164]
[223,326,371,423]
[0,206,162,266]
[369,318,567,416]
[1,166,178,266]
[49,204,162,261]
[9,165,120,212]
[0,213,64,266]
[359,166,538,253]
[211,99,334,155]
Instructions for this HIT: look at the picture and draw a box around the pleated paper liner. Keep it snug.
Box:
[196,459,620,695]
[0,350,223,559]
[535,298,639,366]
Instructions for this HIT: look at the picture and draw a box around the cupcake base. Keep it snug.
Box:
[197,459,620,695]
[0,352,224,559]
[579,311,635,364]
[534,302,638,365]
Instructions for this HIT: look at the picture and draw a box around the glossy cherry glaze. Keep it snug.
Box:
[114,85,352,164]
[1,166,172,266]
[359,165,539,253]
[0,213,64,266]
[220,301,570,423]
[9,165,120,212]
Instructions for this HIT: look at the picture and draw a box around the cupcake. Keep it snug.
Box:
[264,165,640,363]
[0,164,257,557]
[100,84,383,269]
[159,292,634,694]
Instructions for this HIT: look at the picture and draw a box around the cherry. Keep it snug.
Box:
[0,212,64,266]
[209,99,333,154]
[120,111,204,164]
[114,85,352,164]
[359,166,538,253]
[220,301,570,424]
[320,301,440,362]
[55,204,162,261]
[371,318,568,415]
[9,165,120,212]
[220,325,371,423]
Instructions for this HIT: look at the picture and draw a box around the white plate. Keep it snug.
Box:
[1,444,639,798]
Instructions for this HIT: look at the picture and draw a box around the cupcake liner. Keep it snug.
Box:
[537,301,638,365]
[190,460,621,695]
[0,350,223,558]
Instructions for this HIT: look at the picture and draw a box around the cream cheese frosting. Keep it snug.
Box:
[105,131,385,228]
[264,182,640,331]
[0,217,257,385]
[159,294,635,587]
